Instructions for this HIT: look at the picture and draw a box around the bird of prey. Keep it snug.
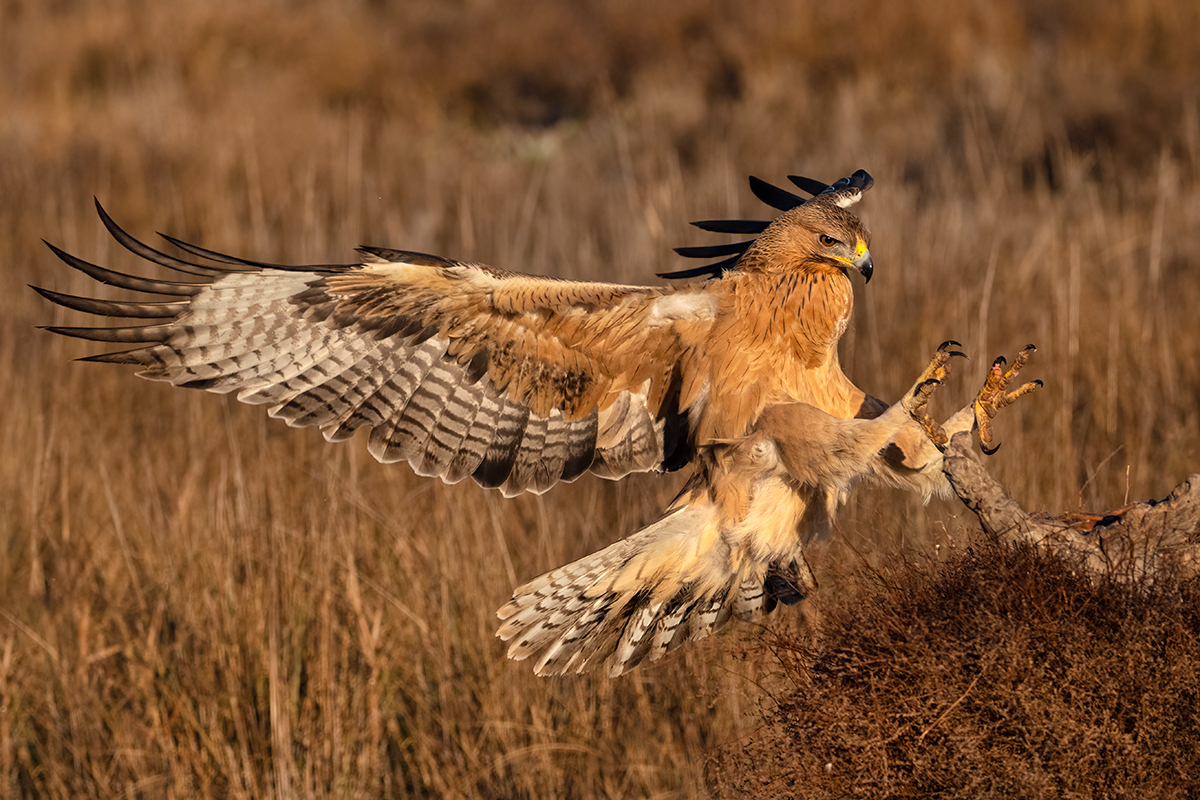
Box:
[35,170,1040,676]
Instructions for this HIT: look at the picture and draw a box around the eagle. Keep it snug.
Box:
[35,170,1040,676]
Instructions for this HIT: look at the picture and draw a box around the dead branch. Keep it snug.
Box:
[942,432,1200,581]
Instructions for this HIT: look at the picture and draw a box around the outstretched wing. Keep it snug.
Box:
[36,203,719,496]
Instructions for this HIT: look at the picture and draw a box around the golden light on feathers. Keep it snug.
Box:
[36,169,1039,676]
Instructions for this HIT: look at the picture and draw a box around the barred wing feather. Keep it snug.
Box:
[37,204,715,496]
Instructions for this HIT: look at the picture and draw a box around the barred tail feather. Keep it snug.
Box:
[496,503,814,677]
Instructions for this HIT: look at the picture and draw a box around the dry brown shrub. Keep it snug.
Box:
[715,543,1200,799]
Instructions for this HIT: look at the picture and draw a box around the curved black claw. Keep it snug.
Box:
[981,441,1002,456]
[935,340,967,361]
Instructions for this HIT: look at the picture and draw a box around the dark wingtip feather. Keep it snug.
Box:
[156,232,267,270]
[31,285,186,319]
[688,219,771,234]
[787,175,830,195]
[671,241,752,260]
[657,254,742,280]
[75,348,153,365]
[41,324,170,343]
[42,240,204,296]
[93,200,226,277]
[748,176,806,211]
[30,285,64,306]
[159,232,348,273]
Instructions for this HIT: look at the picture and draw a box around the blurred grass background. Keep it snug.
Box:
[2,0,1198,796]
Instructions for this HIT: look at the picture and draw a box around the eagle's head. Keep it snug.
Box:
[664,169,875,283]
[787,197,873,281]
[742,198,874,283]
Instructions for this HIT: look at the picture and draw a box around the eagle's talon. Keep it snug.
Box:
[902,345,969,450]
[973,344,1041,452]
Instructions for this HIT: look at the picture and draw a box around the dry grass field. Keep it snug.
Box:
[3,0,1199,797]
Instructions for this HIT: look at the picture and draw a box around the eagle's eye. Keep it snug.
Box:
[819,234,839,247]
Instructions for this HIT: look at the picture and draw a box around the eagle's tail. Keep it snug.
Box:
[496,502,815,677]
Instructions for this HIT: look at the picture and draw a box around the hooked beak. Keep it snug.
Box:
[853,247,873,284]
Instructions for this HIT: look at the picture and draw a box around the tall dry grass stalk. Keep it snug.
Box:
[2,0,1198,796]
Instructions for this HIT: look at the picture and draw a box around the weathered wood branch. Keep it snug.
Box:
[942,432,1200,581]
